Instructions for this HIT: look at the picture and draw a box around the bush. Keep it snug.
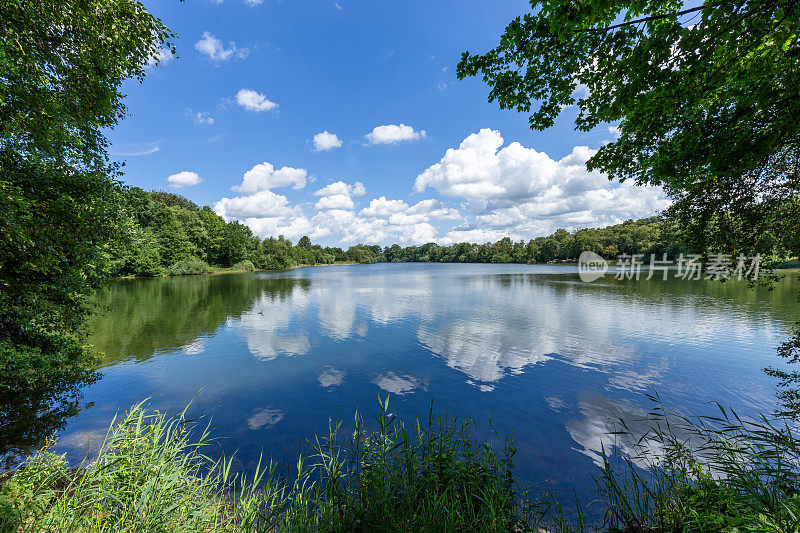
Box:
[231,260,255,271]
[260,253,295,271]
[164,258,212,277]
[129,246,163,277]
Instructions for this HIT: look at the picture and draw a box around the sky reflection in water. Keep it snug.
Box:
[55,263,799,512]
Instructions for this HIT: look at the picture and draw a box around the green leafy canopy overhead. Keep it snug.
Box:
[458,0,800,192]
[0,0,176,460]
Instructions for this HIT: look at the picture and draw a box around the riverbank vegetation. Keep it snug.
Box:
[2,396,799,532]
[109,187,690,275]
[108,189,340,277]
[0,399,531,532]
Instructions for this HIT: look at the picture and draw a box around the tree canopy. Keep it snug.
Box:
[110,187,340,276]
[0,0,174,461]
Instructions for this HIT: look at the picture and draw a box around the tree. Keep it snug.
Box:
[219,222,257,268]
[0,0,174,453]
[458,0,799,254]
[298,235,312,248]
[199,206,227,264]
[127,228,164,277]
[458,0,800,413]
[152,206,195,266]
[174,207,209,262]
[121,187,157,228]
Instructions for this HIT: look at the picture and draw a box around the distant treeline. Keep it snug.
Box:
[111,188,686,277]
[377,218,683,264]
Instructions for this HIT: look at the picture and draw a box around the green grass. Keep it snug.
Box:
[2,394,798,532]
[0,397,540,532]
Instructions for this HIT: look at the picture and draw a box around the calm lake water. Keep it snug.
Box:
[51,264,800,511]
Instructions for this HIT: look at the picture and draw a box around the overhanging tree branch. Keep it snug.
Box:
[583,1,734,33]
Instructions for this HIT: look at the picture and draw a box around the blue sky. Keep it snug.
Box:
[110,0,668,246]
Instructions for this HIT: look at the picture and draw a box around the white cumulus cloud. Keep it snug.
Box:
[234,162,307,193]
[414,129,669,241]
[214,190,296,219]
[236,89,278,112]
[167,171,202,188]
[360,197,408,218]
[313,131,343,151]
[215,163,310,239]
[365,124,427,145]
[314,181,365,197]
[406,199,461,220]
[315,195,354,211]
[210,129,667,247]
[195,32,248,61]
[313,181,365,212]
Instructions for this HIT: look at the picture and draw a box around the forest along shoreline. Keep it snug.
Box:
[106,188,692,280]
[106,189,799,282]
[117,261,360,279]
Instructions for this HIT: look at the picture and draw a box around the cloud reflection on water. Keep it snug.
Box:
[372,372,428,395]
[247,407,285,430]
[318,367,346,388]
[64,265,795,508]
[233,270,775,394]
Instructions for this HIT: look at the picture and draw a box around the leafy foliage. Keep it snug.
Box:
[457,0,800,239]
[0,0,173,462]
[382,218,681,264]
[766,318,800,420]
[232,260,256,271]
[0,402,264,532]
[110,188,337,276]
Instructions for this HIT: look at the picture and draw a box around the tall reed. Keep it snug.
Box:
[0,397,538,532]
[4,393,797,532]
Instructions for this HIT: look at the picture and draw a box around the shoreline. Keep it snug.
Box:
[118,261,360,280]
[117,260,800,280]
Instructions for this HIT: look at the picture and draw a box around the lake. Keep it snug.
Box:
[39,263,800,513]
